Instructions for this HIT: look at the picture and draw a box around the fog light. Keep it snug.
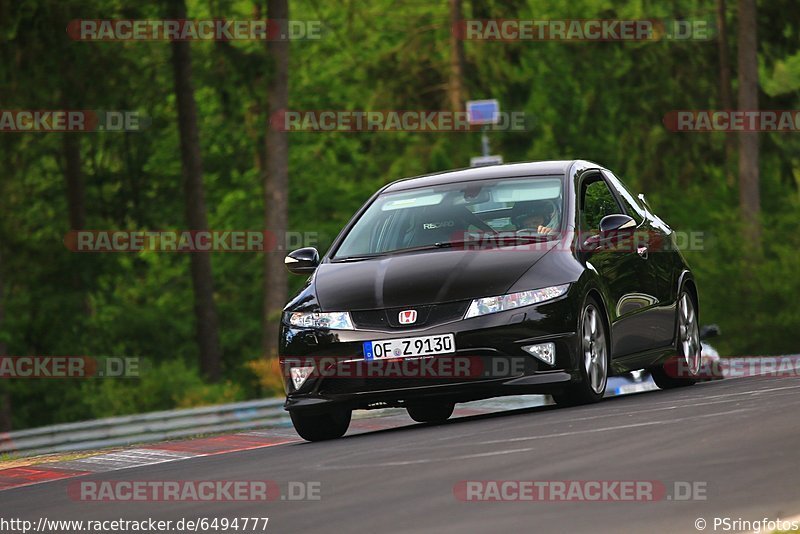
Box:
[290,366,314,389]
[523,342,556,366]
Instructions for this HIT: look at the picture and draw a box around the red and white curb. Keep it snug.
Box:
[0,434,296,492]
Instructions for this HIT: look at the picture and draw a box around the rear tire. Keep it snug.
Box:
[553,296,609,406]
[290,408,351,442]
[406,401,455,423]
[652,292,700,389]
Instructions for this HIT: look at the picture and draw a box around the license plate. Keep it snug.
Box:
[363,334,456,360]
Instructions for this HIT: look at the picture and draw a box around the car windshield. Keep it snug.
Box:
[333,175,564,259]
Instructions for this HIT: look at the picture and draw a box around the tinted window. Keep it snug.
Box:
[603,170,645,223]
[581,178,622,231]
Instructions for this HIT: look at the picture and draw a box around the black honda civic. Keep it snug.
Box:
[279,160,702,441]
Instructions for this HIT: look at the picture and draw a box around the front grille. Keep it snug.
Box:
[351,301,470,330]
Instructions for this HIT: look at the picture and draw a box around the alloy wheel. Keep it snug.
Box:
[678,293,701,376]
[583,304,608,395]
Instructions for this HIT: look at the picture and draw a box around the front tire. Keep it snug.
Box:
[406,401,455,424]
[652,292,700,389]
[553,297,609,406]
[290,408,351,442]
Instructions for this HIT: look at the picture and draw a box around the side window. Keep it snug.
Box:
[581,178,622,231]
[603,171,645,224]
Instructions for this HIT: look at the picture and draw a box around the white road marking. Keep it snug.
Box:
[317,447,537,469]
[471,408,754,445]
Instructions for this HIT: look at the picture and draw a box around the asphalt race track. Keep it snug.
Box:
[3,374,800,534]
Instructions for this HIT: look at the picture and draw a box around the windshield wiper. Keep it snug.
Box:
[436,235,552,247]
[333,243,457,262]
[333,236,552,262]
[332,253,388,262]
[497,234,552,243]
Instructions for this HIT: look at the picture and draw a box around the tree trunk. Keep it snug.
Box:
[62,120,92,316]
[262,0,290,358]
[737,0,760,251]
[168,0,222,381]
[448,0,466,112]
[715,0,735,185]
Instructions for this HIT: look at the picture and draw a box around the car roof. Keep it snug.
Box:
[382,160,594,192]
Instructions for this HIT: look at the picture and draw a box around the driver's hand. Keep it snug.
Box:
[537,225,553,234]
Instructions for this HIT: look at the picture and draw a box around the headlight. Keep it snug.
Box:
[464,284,570,319]
[287,311,355,330]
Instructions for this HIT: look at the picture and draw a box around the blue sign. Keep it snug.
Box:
[467,99,500,125]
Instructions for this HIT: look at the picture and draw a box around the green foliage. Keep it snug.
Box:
[79,359,245,418]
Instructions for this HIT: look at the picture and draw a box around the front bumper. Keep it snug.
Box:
[279,296,579,412]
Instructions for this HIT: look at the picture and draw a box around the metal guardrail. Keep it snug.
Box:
[0,398,289,458]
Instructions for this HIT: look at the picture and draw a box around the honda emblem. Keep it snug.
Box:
[398,310,417,324]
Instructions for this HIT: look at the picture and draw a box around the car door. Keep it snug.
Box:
[602,170,674,348]
[578,172,653,358]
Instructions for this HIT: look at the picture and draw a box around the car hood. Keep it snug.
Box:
[314,243,557,310]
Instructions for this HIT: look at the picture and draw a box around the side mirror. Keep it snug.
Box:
[699,324,720,341]
[599,214,636,234]
[284,247,319,275]
[579,215,636,256]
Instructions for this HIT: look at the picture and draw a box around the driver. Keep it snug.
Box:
[512,201,558,235]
